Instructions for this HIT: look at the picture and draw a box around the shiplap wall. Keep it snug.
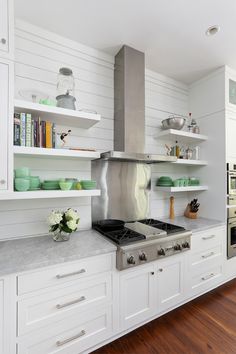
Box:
[0,20,190,240]
[145,70,190,219]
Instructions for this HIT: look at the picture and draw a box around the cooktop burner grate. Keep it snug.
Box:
[138,219,185,234]
[93,225,145,245]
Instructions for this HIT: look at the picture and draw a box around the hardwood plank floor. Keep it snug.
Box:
[93,279,236,354]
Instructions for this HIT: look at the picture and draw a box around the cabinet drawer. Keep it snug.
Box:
[190,245,223,275]
[191,265,223,295]
[191,228,223,252]
[17,254,113,295]
[18,273,112,336]
[17,305,112,354]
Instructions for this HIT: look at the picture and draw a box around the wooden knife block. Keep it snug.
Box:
[184,204,198,219]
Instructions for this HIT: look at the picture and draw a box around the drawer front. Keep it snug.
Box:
[18,274,112,336]
[190,245,223,275]
[191,228,224,252]
[17,254,113,295]
[17,305,112,354]
[190,265,223,296]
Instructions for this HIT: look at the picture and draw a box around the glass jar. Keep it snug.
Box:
[57,67,75,97]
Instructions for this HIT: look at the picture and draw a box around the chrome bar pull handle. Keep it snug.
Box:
[201,273,214,281]
[56,330,86,346]
[202,235,215,240]
[56,296,86,309]
[56,269,86,279]
[201,251,215,259]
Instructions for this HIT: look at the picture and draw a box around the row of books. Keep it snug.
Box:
[14,113,56,148]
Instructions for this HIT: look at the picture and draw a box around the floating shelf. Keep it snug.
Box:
[13,146,100,160]
[173,159,208,166]
[155,186,208,192]
[14,99,101,128]
[0,189,101,200]
[155,129,208,144]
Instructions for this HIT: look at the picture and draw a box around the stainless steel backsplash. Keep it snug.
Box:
[92,159,151,222]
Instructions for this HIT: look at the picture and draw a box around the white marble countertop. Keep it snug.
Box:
[0,230,116,277]
[0,217,225,277]
[160,216,225,233]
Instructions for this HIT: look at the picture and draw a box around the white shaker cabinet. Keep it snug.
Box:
[0,0,14,59]
[120,264,156,329]
[156,255,185,313]
[0,59,13,191]
[0,277,16,354]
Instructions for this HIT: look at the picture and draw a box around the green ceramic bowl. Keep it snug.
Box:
[15,167,30,178]
[14,178,30,191]
[59,181,73,190]
[80,180,97,189]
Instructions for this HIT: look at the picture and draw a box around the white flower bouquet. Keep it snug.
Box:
[47,208,80,241]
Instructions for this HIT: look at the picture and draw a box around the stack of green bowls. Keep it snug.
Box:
[156,176,173,187]
[80,180,97,190]
[14,167,31,191]
[42,180,60,190]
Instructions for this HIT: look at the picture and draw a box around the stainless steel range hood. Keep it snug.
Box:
[100,45,176,163]
[100,151,176,163]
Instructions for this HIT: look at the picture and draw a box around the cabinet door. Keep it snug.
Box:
[156,255,185,313]
[120,265,155,329]
[0,280,4,354]
[0,61,10,190]
[0,0,9,54]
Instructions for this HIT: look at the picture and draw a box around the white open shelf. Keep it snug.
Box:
[14,99,101,128]
[173,159,208,166]
[0,189,101,200]
[13,146,100,160]
[155,186,208,192]
[155,129,208,144]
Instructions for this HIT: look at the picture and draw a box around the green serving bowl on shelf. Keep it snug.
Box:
[156,176,173,186]
[80,180,97,190]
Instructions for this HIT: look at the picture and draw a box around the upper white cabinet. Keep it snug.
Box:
[0,60,13,191]
[0,0,13,59]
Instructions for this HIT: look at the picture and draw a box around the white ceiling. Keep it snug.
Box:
[15,0,236,84]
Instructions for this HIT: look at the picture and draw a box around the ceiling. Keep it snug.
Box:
[15,0,236,84]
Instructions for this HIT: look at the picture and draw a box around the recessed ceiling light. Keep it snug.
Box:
[205,25,220,36]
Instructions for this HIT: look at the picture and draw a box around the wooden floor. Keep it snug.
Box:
[93,279,236,354]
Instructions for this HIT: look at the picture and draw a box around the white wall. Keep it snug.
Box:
[0,20,193,240]
[0,20,114,240]
[189,68,226,221]
[145,69,190,219]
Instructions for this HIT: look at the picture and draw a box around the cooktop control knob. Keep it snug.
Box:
[127,255,136,265]
[158,248,165,256]
[174,244,182,251]
[139,252,147,261]
[182,241,190,249]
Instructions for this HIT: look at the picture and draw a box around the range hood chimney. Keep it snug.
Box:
[99,45,176,163]
[114,45,145,153]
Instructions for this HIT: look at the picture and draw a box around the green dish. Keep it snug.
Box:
[59,181,73,190]
[42,185,60,190]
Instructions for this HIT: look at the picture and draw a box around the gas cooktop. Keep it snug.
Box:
[93,219,185,245]
[93,218,191,270]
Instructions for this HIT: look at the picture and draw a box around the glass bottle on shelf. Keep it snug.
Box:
[56,67,76,110]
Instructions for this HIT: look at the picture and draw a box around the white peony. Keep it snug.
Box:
[65,208,79,221]
[47,211,63,226]
[67,219,77,231]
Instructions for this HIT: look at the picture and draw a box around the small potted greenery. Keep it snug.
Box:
[47,208,80,241]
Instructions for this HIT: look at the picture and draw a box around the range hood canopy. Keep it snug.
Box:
[100,151,176,163]
[99,45,176,163]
